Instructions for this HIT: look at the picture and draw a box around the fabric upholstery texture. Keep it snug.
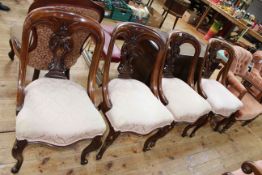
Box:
[16,78,106,146]
[106,78,174,135]
[231,160,262,175]
[162,78,211,123]
[227,71,247,98]
[201,79,243,117]
[10,6,101,70]
[236,93,262,121]
[231,46,253,76]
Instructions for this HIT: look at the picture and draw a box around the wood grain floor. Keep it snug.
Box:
[0,0,261,175]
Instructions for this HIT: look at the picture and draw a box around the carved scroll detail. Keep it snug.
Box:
[45,23,73,79]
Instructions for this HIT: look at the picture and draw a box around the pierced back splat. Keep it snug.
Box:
[45,24,73,79]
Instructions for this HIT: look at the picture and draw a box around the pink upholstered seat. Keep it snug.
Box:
[103,31,121,62]
[101,24,115,34]
[236,93,262,121]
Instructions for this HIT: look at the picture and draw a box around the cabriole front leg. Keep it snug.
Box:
[11,139,28,174]
[81,136,102,165]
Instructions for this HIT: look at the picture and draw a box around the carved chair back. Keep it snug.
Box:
[230,45,253,77]
[25,0,104,70]
[101,22,167,111]
[17,7,104,111]
[203,38,236,86]
[163,31,201,88]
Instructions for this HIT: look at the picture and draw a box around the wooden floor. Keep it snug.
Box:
[0,0,261,175]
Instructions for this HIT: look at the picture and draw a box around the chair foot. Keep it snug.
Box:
[214,117,227,132]
[181,123,193,137]
[11,139,27,174]
[143,123,174,152]
[81,136,102,165]
[8,39,15,61]
[96,128,120,160]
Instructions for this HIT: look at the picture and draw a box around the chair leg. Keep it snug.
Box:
[81,136,103,165]
[181,123,194,137]
[8,39,15,61]
[143,123,175,152]
[11,139,28,174]
[65,69,70,80]
[219,116,236,133]
[214,117,228,132]
[189,114,210,137]
[159,11,168,28]
[32,69,40,81]
[242,117,256,126]
[96,128,120,160]
[172,17,179,29]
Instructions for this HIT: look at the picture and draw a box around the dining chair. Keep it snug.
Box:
[96,22,175,160]
[200,38,243,132]
[11,7,106,173]
[160,31,212,137]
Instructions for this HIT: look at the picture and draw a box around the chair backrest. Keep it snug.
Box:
[101,22,167,111]
[26,0,104,70]
[203,38,235,86]
[253,50,262,76]
[17,7,104,111]
[163,31,201,88]
[230,46,253,76]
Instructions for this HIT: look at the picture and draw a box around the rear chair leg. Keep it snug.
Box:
[8,39,15,61]
[11,139,28,174]
[189,114,210,137]
[214,117,228,132]
[96,128,120,160]
[143,122,175,152]
[219,116,236,133]
[81,136,103,165]
[242,117,256,126]
[32,69,40,81]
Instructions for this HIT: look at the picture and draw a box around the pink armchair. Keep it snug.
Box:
[243,50,262,102]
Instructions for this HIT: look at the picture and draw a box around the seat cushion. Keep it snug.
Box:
[201,79,243,117]
[16,78,106,146]
[236,93,262,121]
[103,31,121,62]
[162,78,211,123]
[106,79,174,135]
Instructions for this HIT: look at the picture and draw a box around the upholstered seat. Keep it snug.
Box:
[16,78,106,146]
[162,78,211,123]
[231,160,262,175]
[103,31,121,62]
[201,79,243,117]
[106,78,174,135]
[236,93,262,121]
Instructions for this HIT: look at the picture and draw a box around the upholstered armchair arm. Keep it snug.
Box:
[244,71,262,92]
[241,161,262,175]
[226,71,247,99]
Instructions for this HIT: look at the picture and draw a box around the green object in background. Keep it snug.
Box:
[210,20,223,33]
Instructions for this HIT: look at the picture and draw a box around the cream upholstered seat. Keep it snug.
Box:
[162,78,211,123]
[106,78,174,135]
[16,78,106,146]
[201,79,243,117]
